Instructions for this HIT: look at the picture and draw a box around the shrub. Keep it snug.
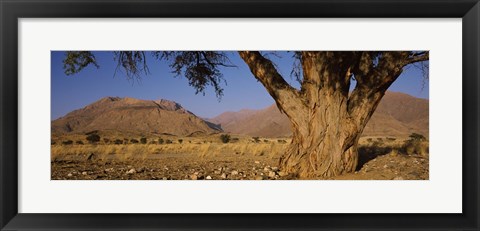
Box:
[377,138,383,141]
[386,137,396,141]
[62,140,73,145]
[103,138,110,144]
[51,141,57,145]
[263,139,269,143]
[220,134,231,143]
[277,139,287,144]
[140,137,147,144]
[252,137,260,143]
[409,133,426,141]
[130,139,139,144]
[86,134,100,144]
[231,137,239,142]
[114,139,123,145]
[178,139,183,144]
[166,139,173,144]
[158,138,164,144]
[149,141,157,144]
[366,138,373,142]
[403,133,428,156]
[76,140,84,145]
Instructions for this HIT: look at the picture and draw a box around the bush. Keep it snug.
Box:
[130,139,139,144]
[149,141,157,144]
[86,134,100,144]
[277,139,287,144]
[76,140,84,145]
[114,139,123,145]
[158,138,164,144]
[386,137,396,141]
[220,134,231,143]
[263,139,269,143]
[252,137,260,143]
[366,138,373,142]
[140,137,147,144]
[178,139,183,144]
[103,138,110,144]
[403,133,428,156]
[165,139,173,144]
[62,140,73,145]
[409,133,426,141]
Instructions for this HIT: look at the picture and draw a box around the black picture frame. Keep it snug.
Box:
[1,0,479,230]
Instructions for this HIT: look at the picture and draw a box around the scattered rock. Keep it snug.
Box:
[255,175,266,180]
[254,161,260,164]
[278,171,288,177]
[268,171,276,178]
[271,167,279,172]
[206,176,212,180]
[126,168,136,174]
[82,171,88,175]
[231,170,239,175]
[67,173,73,177]
[190,174,198,180]
[393,176,404,180]
[221,173,227,179]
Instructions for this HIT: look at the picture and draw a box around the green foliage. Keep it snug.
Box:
[140,137,147,144]
[178,139,183,144]
[86,134,100,143]
[63,51,99,75]
[158,138,164,144]
[220,134,231,143]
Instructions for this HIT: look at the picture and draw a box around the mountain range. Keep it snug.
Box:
[52,91,428,138]
[208,91,428,138]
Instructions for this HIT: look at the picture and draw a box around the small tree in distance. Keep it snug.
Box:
[220,134,231,143]
[86,134,100,144]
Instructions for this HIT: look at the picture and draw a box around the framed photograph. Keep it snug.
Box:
[1,0,479,230]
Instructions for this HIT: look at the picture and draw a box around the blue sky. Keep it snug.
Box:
[51,51,429,120]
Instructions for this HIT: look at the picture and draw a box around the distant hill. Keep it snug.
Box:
[51,97,221,136]
[209,91,429,138]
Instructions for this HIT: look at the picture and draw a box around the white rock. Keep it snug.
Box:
[206,176,212,180]
[268,171,276,178]
[82,171,87,175]
[126,169,136,174]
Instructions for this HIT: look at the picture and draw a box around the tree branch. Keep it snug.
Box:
[238,51,307,123]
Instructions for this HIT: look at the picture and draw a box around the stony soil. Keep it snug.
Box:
[51,151,428,180]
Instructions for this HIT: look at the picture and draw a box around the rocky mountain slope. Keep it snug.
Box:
[52,97,221,136]
[210,92,429,138]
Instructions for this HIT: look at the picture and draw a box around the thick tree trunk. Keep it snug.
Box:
[279,91,362,178]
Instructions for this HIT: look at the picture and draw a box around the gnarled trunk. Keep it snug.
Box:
[279,90,362,178]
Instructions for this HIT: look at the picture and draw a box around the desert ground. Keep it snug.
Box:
[51,132,429,180]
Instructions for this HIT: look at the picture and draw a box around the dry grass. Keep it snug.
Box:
[51,141,289,162]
